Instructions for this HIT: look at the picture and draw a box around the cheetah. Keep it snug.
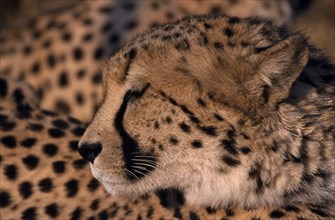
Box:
[0,0,312,122]
[79,14,335,210]
[0,76,333,220]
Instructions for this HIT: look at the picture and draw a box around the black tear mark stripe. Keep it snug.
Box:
[123,48,137,78]
[114,84,156,181]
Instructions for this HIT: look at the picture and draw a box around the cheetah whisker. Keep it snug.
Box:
[125,168,140,181]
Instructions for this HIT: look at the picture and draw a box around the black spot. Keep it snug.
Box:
[23,46,33,55]
[284,205,300,213]
[1,135,16,148]
[189,212,200,220]
[151,2,159,9]
[154,121,160,129]
[73,48,84,61]
[213,113,224,121]
[125,20,138,30]
[70,207,82,220]
[68,116,81,125]
[45,203,59,218]
[52,119,69,129]
[4,164,17,180]
[210,5,222,14]
[310,207,329,217]
[98,210,109,220]
[0,121,16,131]
[65,179,79,198]
[146,206,154,218]
[92,72,102,84]
[204,23,212,30]
[191,140,202,148]
[62,32,72,42]
[19,181,33,199]
[73,159,88,169]
[226,208,235,216]
[48,128,65,138]
[0,78,8,97]
[221,139,238,155]
[173,208,182,219]
[248,164,264,193]
[55,100,70,114]
[22,155,39,170]
[0,191,11,207]
[82,18,93,26]
[223,28,234,37]
[222,156,240,167]
[199,126,217,136]
[20,138,37,148]
[94,47,105,60]
[16,104,33,118]
[31,62,40,74]
[42,110,57,117]
[52,161,65,174]
[21,207,37,220]
[156,188,185,208]
[32,30,42,39]
[69,141,79,151]
[43,39,52,48]
[76,69,86,79]
[109,33,120,44]
[42,143,59,156]
[269,210,285,218]
[58,71,68,87]
[75,92,84,105]
[179,122,191,133]
[169,136,179,145]
[122,2,136,11]
[197,98,206,107]
[228,16,241,24]
[262,85,270,104]
[38,178,53,192]
[165,116,172,124]
[214,42,223,49]
[82,33,93,42]
[206,207,217,214]
[99,6,113,14]
[27,123,44,131]
[175,39,190,50]
[127,48,137,60]
[13,88,24,103]
[47,54,57,68]
[101,22,113,32]
[71,127,85,137]
[90,199,99,210]
[240,146,251,154]
[165,11,174,19]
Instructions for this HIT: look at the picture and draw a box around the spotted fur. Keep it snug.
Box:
[1,75,333,220]
[79,15,335,209]
[0,0,309,122]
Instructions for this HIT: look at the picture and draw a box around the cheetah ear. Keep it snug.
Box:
[237,34,309,116]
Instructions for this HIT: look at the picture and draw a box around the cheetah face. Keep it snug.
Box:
[78,15,335,208]
[78,81,224,199]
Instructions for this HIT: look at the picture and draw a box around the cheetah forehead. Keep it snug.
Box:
[103,14,301,99]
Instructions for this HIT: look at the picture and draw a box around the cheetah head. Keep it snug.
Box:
[78,16,326,208]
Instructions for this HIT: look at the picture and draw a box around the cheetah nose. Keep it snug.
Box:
[78,142,102,163]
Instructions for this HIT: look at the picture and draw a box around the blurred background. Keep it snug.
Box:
[1,0,334,62]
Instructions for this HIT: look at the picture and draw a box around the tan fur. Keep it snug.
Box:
[80,15,335,209]
[0,0,300,122]
[1,76,334,219]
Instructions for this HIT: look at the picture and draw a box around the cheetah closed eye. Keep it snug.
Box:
[79,15,335,209]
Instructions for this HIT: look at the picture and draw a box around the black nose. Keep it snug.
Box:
[78,142,102,163]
